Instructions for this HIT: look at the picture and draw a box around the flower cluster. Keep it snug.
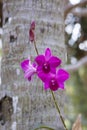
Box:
[21,48,69,91]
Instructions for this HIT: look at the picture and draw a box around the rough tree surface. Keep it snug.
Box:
[0,0,66,130]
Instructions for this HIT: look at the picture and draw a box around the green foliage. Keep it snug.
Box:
[66,65,87,129]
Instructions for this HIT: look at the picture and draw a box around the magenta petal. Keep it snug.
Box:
[58,82,64,89]
[37,66,42,72]
[50,67,56,74]
[35,55,45,65]
[21,59,29,71]
[38,71,50,82]
[38,71,46,82]
[33,62,37,67]
[45,48,52,60]
[57,69,70,82]
[24,67,36,80]
[24,70,33,79]
[44,83,49,90]
[49,56,61,68]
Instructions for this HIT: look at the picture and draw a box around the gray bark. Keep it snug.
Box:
[0,0,66,130]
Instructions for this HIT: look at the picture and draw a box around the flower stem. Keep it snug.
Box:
[33,41,68,130]
[51,90,68,130]
[34,40,39,55]
[33,125,54,130]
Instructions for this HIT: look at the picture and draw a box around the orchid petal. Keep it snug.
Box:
[57,69,70,82]
[49,56,61,68]
[45,48,52,60]
[21,59,29,71]
[24,69,34,79]
[38,72,46,82]
[44,83,49,90]
[58,82,64,89]
[50,67,56,74]
[21,59,37,81]
[35,55,45,65]
[38,71,50,82]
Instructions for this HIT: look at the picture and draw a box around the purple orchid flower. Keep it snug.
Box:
[20,59,37,81]
[35,48,61,82]
[44,69,70,91]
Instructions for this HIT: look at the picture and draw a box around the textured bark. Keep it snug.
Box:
[0,1,3,27]
[0,0,66,130]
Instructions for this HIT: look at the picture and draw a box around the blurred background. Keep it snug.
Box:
[64,0,87,129]
[0,0,87,129]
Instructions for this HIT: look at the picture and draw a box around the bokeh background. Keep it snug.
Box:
[65,0,87,129]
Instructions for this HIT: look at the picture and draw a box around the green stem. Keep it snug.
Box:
[51,91,68,130]
[33,41,68,130]
[34,40,39,55]
[33,125,54,130]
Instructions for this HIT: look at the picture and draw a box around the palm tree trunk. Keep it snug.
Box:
[0,0,66,129]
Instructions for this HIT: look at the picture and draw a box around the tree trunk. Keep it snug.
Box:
[0,0,66,130]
